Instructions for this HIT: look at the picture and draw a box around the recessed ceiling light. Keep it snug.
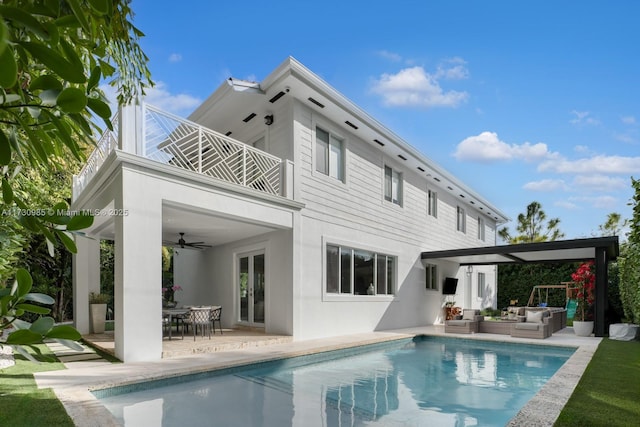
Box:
[308,97,325,108]
[345,120,358,129]
[242,113,256,123]
[269,91,286,103]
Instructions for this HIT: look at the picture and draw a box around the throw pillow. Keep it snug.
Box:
[526,310,543,323]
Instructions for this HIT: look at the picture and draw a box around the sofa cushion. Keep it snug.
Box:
[462,309,478,320]
[526,310,544,323]
[447,320,471,326]
[515,322,540,331]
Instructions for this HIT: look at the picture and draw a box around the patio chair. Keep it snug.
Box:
[210,306,223,335]
[445,309,483,334]
[183,306,213,340]
[510,309,552,339]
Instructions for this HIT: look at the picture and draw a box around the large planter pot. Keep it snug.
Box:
[573,320,594,337]
[90,303,107,334]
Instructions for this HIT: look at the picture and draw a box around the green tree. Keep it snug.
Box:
[498,201,564,243]
[619,178,640,323]
[597,212,628,237]
[0,0,151,356]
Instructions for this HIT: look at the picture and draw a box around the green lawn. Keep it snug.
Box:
[555,338,640,426]
[0,345,74,427]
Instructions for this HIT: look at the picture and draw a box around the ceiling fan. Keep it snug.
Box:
[164,232,212,249]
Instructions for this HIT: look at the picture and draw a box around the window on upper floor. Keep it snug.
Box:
[425,263,438,290]
[384,165,402,206]
[457,206,466,233]
[477,216,485,241]
[428,189,438,218]
[477,272,486,298]
[326,244,395,296]
[315,126,344,181]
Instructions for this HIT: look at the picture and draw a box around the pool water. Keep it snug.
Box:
[96,336,574,426]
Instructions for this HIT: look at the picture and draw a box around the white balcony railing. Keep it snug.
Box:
[73,104,284,199]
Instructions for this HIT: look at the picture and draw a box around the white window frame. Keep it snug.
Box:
[428,189,438,218]
[384,165,403,206]
[322,237,397,302]
[315,125,345,182]
[477,216,485,241]
[477,272,486,298]
[457,206,466,233]
[425,263,438,291]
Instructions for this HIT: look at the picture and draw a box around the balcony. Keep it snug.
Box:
[73,104,287,199]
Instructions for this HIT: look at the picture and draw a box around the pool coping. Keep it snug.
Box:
[34,326,601,426]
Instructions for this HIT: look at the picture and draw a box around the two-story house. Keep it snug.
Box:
[72,57,508,362]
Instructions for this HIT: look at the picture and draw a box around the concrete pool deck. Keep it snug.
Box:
[34,325,601,427]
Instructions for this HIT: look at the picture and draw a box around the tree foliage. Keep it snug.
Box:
[619,177,640,323]
[0,1,151,354]
[498,201,564,243]
[597,212,627,237]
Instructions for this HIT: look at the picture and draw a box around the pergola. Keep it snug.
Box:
[421,236,620,337]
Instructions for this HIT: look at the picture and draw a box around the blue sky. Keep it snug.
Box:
[128,0,639,241]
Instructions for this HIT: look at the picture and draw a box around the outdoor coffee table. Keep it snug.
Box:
[479,319,518,335]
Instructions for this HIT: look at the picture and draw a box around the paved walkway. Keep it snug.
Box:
[45,340,112,369]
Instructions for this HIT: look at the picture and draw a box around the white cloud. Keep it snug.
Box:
[435,57,469,80]
[568,195,618,209]
[621,115,636,125]
[99,81,202,117]
[571,174,627,192]
[523,179,568,192]
[573,145,591,154]
[453,131,551,162]
[168,53,182,63]
[538,155,640,174]
[569,110,600,126]
[554,200,579,210]
[376,50,402,62]
[371,66,468,108]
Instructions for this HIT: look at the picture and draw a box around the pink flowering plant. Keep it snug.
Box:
[571,261,595,321]
[162,285,183,302]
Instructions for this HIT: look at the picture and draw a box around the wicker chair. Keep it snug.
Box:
[445,309,483,334]
[183,307,213,340]
[210,306,223,335]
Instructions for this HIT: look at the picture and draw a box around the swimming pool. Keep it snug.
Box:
[96,336,575,426]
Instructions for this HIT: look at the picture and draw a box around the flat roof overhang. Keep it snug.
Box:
[422,236,620,338]
[421,236,619,266]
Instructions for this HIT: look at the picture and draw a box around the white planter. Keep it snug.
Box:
[90,303,107,334]
[573,320,594,337]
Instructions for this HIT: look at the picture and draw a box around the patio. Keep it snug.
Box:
[83,328,293,359]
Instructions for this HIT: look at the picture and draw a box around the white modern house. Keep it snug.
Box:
[72,57,509,362]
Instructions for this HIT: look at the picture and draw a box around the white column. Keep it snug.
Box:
[118,101,144,155]
[114,169,163,362]
[73,235,100,334]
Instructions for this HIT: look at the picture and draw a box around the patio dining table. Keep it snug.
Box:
[162,308,189,340]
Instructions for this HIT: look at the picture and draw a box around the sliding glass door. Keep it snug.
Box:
[238,251,265,326]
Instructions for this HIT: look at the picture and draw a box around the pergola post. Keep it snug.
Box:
[594,247,608,337]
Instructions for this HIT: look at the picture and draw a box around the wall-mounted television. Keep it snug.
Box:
[442,277,458,295]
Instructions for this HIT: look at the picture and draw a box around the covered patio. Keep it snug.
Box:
[421,236,620,337]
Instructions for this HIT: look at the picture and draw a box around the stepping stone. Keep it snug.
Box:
[57,353,103,362]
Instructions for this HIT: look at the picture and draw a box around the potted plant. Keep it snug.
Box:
[162,284,182,308]
[89,292,110,334]
[571,261,595,336]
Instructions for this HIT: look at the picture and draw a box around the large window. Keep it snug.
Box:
[326,244,395,295]
[457,206,466,233]
[316,126,344,181]
[425,263,438,290]
[428,189,438,217]
[384,166,402,205]
[477,272,486,298]
[477,216,485,241]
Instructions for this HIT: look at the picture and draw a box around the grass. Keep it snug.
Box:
[0,344,74,427]
[555,338,640,426]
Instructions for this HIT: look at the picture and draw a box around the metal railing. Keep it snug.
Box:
[73,104,283,198]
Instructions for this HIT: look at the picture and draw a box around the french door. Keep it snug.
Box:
[238,251,265,326]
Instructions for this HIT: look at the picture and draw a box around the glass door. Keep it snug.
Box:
[238,251,265,326]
